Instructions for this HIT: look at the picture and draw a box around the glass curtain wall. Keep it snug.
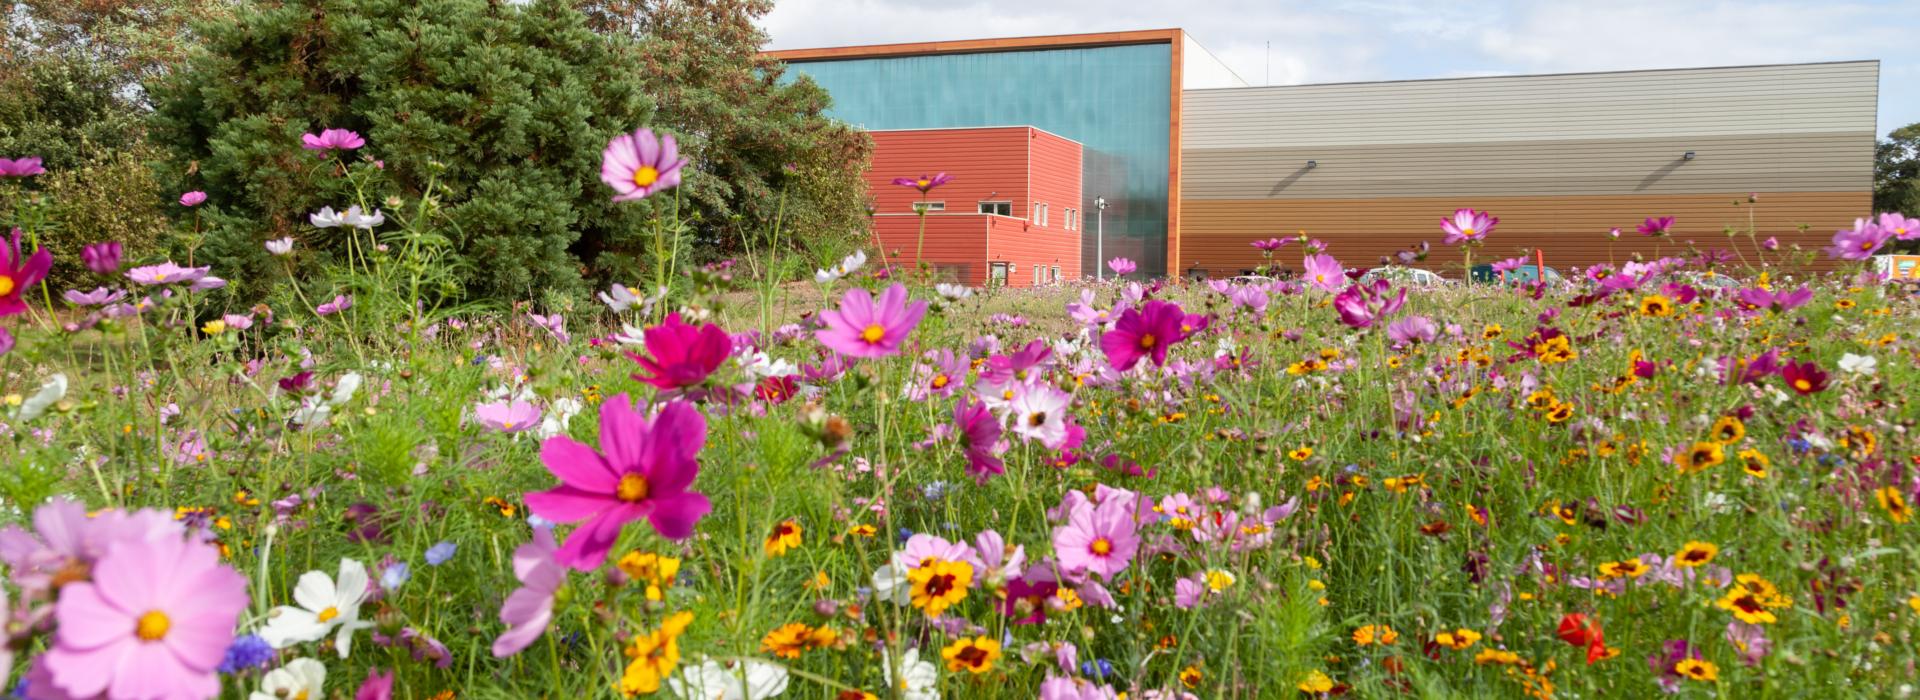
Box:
[784,43,1173,276]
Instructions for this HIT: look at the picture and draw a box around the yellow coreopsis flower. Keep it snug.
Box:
[620,612,693,696]
[907,559,972,618]
[940,636,1001,674]
[765,519,803,556]
[617,551,681,601]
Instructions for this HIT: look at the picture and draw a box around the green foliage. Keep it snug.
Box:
[1877,122,1920,218]
[581,0,873,279]
[148,0,659,300]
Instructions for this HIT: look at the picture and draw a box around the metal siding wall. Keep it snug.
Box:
[1177,61,1879,276]
[1002,130,1084,282]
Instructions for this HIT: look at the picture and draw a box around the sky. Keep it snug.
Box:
[759,0,1920,137]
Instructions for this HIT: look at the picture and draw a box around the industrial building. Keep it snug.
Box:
[771,30,1879,282]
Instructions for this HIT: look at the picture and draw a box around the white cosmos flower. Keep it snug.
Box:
[882,647,940,700]
[814,249,868,284]
[612,322,648,346]
[329,373,363,406]
[260,559,375,658]
[536,397,583,440]
[265,237,295,256]
[1838,353,1877,377]
[310,205,385,230]
[249,658,326,700]
[290,398,331,428]
[934,283,973,300]
[737,350,797,379]
[1008,384,1071,449]
[870,562,910,606]
[600,283,643,312]
[667,659,790,700]
[13,373,67,422]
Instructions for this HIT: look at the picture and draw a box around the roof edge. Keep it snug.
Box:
[766,29,1184,63]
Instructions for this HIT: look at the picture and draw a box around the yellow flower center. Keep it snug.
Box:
[1793,379,1812,391]
[1138,333,1157,349]
[317,606,339,623]
[931,374,949,389]
[135,610,171,641]
[0,276,13,297]
[861,324,886,343]
[617,473,651,502]
[916,179,930,188]
[633,166,660,188]
[1462,228,1476,236]
[1090,538,1112,555]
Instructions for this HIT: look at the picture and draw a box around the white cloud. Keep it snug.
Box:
[758,0,1918,134]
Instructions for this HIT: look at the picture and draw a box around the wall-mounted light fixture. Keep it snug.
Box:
[1682,151,1696,160]
[1306,160,1318,169]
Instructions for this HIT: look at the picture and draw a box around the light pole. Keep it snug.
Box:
[1094,196,1107,280]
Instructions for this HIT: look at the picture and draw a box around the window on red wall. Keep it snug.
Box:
[979,201,1011,216]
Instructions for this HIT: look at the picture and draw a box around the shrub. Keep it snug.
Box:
[147,0,659,301]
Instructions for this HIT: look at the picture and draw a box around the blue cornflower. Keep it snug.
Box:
[381,562,411,591]
[425,541,457,566]
[217,634,275,674]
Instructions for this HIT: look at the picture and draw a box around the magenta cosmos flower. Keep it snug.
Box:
[0,228,52,317]
[474,399,542,433]
[178,191,207,207]
[0,157,44,177]
[815,283,927,359]
[1099,299,1186,372]
[46,532,248,700]
[600,127,686,202]
[1637,216,1675,237]
[891,173,951,194]
[954,395,1005,483]
[1106,257,1136,276]
[491,526,564,657]
[628,312,730,390]
[1440,208,1496,245]
[525,396,711,570]
[82,241,121,274]
[302,128,365,152]
[1251,237,1289,252]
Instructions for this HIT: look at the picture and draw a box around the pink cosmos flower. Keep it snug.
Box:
[1879,211,1920,240]
[1301,254,1345,293]
[0,327,12,357]
[316,295,353,316]
[524,396,711,570]
[954,396,1006,482]
[891,173,952,194]
[627,312,730,390]
[1106,258,1136,276]
[126,262,208,287]
[1825,217,1891,260]
[491,526,565,656]
[302,128,365,152]
[0,500,183,596]
[1250,237,1289,252]
[81,241,121,274]
[1040,675,1120,700]
[600,127,686,202]
[1386,315,1436,346]
[0,228,52,317]
[178,191,207,207]
[815,283,927,359]
[475,399,543,433]
[1099,299,1186,372]
[1052,494,1139,581]
[1440,208,1496,245]
[1637,216,1675,237]
[0,157,43,177]
[46,531,247,700]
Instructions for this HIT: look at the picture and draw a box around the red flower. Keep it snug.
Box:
[1780,360,1829,395]
[1556,613,1607,664]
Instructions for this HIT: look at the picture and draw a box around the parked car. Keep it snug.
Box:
[1470,264,1563,285]
[1359,266,1450,287]
[1674,270,1740,289]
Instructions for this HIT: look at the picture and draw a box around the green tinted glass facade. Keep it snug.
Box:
[785,43,1172,276]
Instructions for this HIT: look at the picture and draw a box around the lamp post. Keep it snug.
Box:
[1094,196,1107,280]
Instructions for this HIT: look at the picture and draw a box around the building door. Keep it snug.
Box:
[989,262,1009,287]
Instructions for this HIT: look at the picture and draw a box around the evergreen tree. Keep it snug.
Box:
[582,0,871,278]
[149,0,657,300]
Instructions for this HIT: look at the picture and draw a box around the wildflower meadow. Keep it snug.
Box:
[4,69,1920,700]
